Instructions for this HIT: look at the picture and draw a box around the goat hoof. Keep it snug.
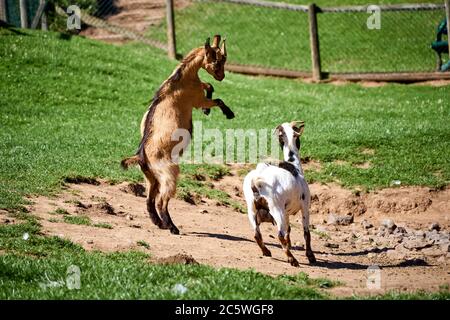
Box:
[289,258,299,267]
[307,253,316,264]
[170,226,180,235]
[226,112,235,119]
[262,249,272,257]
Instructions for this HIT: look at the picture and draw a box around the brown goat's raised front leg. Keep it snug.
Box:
[201,82,214,116]
[200,97,235,119]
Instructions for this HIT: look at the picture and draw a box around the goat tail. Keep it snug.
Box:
[251,177,266,199]
[121,155,140,170]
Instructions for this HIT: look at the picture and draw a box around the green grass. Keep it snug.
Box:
[52,208,69,215]
[1,27,449,213]
[63,215,92,226]
[93,222,113,229]
[147,0,445,72]
[136,240,151,249]
[278,272,342,289]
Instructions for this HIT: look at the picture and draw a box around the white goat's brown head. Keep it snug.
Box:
[275,121,305,162]
[203,35,227,81]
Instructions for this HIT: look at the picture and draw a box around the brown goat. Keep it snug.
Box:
[121,35,233,234]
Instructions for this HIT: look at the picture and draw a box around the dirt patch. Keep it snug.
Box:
[412,80,450,87]
[361,148,375,155]
[25,167,450,297]
[155,254,199,265]
[354,162,371,169]
[80,0,191,44]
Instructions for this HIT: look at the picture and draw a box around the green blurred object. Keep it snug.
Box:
[431,17,449,72]
[5,0,39,28]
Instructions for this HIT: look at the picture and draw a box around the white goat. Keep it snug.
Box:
[243,121,316,266]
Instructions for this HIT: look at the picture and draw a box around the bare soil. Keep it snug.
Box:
[17,165,450,297]
[80,0,190,44]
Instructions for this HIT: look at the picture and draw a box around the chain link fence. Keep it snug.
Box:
[2,0,448,75]
[318,7,446,73]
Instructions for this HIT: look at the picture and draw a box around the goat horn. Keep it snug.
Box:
[221,38,227,57]
[204,37,211,48]
[212,35,221,48]
[290,121,304,128]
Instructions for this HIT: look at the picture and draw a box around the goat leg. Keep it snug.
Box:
[202,83,214,115]
[214,99,235,119]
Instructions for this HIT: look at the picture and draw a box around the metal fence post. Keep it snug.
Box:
[0,0,6,23]
[308,3,322,81]
[445,0,450,57]
[166,0,177,59]
[20,0,28,28]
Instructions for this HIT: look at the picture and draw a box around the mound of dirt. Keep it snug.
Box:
[75,201,116,215]
[120,183,146,197]
[155,254,199,265]
[64,176,100,185]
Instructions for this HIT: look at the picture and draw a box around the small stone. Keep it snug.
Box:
[200,209,208,214]
[131,224,142,229]
[327,213,353,226]
[429,222,440,232]
[386,249,406,260]
[87,240,94,244]
[394,226,407,235]
[440,243,450,253]
[403,239,434,250]
[324,242,339,249]
[415,230,425,238]
[367,252,377,258]
[437,256,446,263]
[361,219,373,229]
[126,214,134,221]
[172,283,188,295]
[381,219,397,234]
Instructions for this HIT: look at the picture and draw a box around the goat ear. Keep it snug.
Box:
[221,38,227,57]
[204,37,211,49]
[273,124,283,136]
[290,121,305,136]
[212,35,221,48]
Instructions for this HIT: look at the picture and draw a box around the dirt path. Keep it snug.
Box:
[80,0,190,43]
[23,166,450,297]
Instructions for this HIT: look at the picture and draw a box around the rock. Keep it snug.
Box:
[440,243,450,253]
[415,230,425,238]
[327,213,353,226]
[324,242,339,249]
[429,222,441,232]
[126,214,134,221]
[394,226,407,235]
[200,209,208,214]
[425,231,441,242]
[87,240,94,244]
[367,252,377,259]
[386,248,406,260]
[421,247,444,257]
[403,239,434,250]
[381,219,397,233]
[437,256,446,263]
[361,219,373,229]
[131,224,142,229]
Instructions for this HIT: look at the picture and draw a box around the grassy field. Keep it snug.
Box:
[0,27,449,299]
[148,0,444,72]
